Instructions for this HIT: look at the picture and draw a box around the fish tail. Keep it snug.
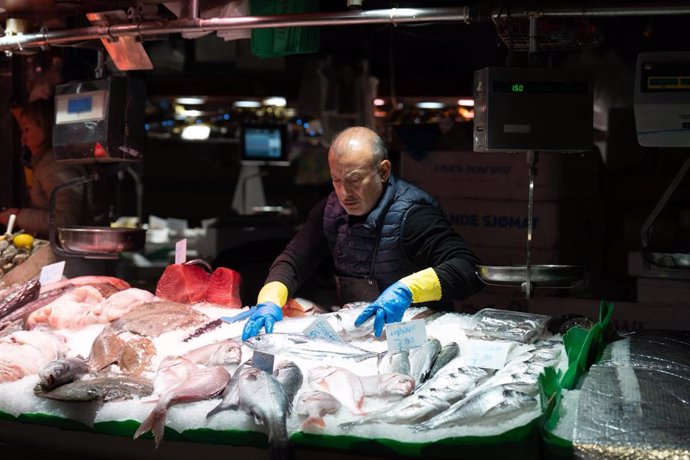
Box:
[268,436,292,460]
[206,401,225,418]
[134,405,167,448]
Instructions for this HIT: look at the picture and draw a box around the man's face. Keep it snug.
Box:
[329,148,388,216]
[19,114,46,155]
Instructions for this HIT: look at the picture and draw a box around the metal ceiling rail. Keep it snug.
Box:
[1,4,690,52]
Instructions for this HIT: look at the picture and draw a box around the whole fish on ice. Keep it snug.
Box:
[245,333,378,361]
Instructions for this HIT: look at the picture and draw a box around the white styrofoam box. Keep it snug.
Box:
[440,197,605,249]
[400,150,601,200]
[636,278,690,305]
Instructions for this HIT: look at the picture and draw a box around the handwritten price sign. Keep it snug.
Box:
[386,320,427,351]
[304,317,342,342]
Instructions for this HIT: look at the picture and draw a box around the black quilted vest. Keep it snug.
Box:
[323,175,441,291]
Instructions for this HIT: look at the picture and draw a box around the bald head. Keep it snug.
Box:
[328,126,391,216]
[330,127,388,167]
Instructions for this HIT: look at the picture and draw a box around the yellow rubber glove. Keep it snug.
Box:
[256,281,289,307]
[400,267,442,303]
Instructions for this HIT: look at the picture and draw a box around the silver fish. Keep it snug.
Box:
[206,361,252,418]
[295,390,342,431]
[245,333,378,361]
[273,360,303,408]
[34,376,153,402]
[428,342,459,380]
[38,356,90,391]
[235,366,291,457]
[416,384,538,431]
[182,339,242,368]
[409,338,442,385]
[377,349,410,376]
[360,372,416,400]
[342,364,488,428]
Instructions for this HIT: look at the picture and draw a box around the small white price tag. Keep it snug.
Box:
[252,350,275,373]
[175,239,187,265]
[461,339,514,369]
[39,261,65,285]
[304,317,342,342]
[386,319,427,351]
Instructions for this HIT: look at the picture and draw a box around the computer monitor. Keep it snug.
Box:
[240,124,290,166]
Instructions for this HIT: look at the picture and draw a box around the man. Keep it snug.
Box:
[241,126,483,340]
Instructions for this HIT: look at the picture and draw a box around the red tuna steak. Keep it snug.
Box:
[155,264,210,304]
[205,267,242,308]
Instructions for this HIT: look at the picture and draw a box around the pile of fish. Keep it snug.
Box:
[0,274,563,458]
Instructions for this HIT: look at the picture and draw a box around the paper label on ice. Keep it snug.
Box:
[252,351,275,373]
[461,339,513,369]
[304,317,342,342]
[175,239,187,264]
[386,319,426,351]
[39,261,65,285]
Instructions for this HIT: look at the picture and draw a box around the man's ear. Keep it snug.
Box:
[10,107,23,123]
[379,159,392,182]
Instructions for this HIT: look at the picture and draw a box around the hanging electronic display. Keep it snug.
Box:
[53,77,146,162]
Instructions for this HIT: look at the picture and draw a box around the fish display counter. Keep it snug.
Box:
[0,272,598,460]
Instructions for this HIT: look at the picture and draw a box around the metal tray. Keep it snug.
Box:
[58,226,146,255]
[477,264,583,287]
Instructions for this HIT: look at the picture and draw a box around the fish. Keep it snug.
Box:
[325,304,437,341]
[308,366,365,415]
[416,384,539,431]
[108,301,209,337]
[295,390,342,431]
[282,298,317,318]
[0,330,67,383]
[88,328,126,371]
[234,365,292,458]
[181,339,242,368]
[119,337,157,377]
[342,364,488,428]
[34,376,153,402]
[134,365,230,447]
[205,267,242,308]
[206,361,252,418]
[273,360,303,407]
[38,356,91,391]
[427,342,459,380]
[409,339,442,385]
[0,284,75,333]
[377,349,410,376]
[359,373,416,400]
[155,263,210,304]
[0,279,40,321]
[245,333,379,361]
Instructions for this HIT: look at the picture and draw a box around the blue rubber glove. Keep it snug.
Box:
[354,281,413,337]
[241,302,283,341]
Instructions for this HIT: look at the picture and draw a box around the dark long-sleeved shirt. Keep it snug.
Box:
[265,197,484,303]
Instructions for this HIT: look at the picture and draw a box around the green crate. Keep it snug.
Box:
[250,0,320,58]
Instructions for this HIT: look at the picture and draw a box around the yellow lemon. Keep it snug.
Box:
[13,234,34,250]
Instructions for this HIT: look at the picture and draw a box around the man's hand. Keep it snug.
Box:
[242,302,283,341]
[354,281,412,337]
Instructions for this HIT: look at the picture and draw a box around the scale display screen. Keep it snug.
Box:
[55,90,107,124]
[640,62,690,92]
[492,81,589,94]
[241,124,289,165]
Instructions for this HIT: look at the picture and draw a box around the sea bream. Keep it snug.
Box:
[295,390,342,431]
[38,356,91,391]
[181,338,242,369]
[416,384,539,431]
[272,360,303,406]
[409,338,442,385]
[245,333,378,361]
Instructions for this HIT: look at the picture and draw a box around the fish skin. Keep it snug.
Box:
[108,301,209,337]
[88,328,126,371]
[0,279,40,321]
[273,360,303,409]
[427,342,460,380]
[134,365,230,448]
[34,376,153,402]
[0,284,75,333]
[295,390,342,431]
[359,373,416,400]
[409,339,442,385]
[119,337,157,377]
[416,384,538,431]
[182,339,242,368]
[308,366,366,415]
[206,361,252,418]
[377,349,410,376]
[38,356,90,391]
[245,333,378,361]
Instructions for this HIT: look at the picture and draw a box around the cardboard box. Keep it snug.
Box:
[637,278,690,305]
[400,150,601,200]
[455,292,690,332]
[440,197,605,249]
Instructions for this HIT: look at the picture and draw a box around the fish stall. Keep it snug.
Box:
[0,264,617,460]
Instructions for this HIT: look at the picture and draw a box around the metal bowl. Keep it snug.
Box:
[58,226,146,255]
[477,264,583,287]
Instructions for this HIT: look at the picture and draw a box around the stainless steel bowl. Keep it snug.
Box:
[477,264,583,287]
[58,226,146,255]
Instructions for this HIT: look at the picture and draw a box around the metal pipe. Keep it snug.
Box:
[1,4,690,52]
[188,0,199,20]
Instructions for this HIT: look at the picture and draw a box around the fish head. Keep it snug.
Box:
[379,373,416,397]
